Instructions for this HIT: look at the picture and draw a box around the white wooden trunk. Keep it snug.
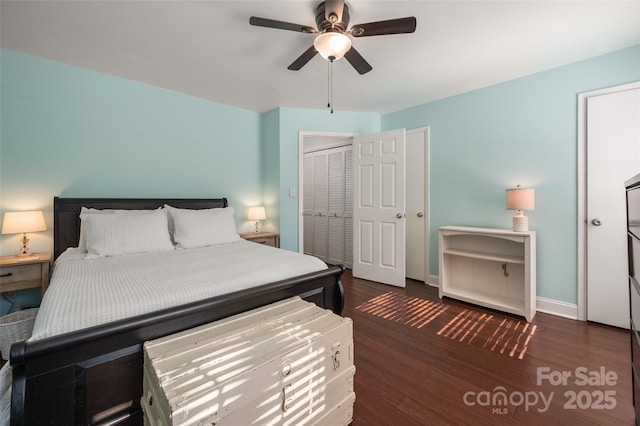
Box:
[141,297,355,425]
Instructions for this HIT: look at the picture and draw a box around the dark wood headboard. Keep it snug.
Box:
[53,197,228,259]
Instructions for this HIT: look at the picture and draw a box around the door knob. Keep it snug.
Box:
[396,213,404,219]
[417,212,423,218]
[591,218,602,226]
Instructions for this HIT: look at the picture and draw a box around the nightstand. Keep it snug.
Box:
[0,252,51,296]
[240,232,280,248]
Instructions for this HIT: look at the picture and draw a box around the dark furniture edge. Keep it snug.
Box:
[12,265,344,363]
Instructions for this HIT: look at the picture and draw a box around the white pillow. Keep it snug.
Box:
[165,205,240,249]
[78,207,159,251]
[80,209,174,257]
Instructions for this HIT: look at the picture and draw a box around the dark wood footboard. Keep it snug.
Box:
[10,265,345,425]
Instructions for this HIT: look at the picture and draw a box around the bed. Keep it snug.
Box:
[8,197,345,425]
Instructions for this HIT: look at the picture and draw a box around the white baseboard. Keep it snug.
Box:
[427,276,579,320]
[425,275,439,288]
[536,296,578,320]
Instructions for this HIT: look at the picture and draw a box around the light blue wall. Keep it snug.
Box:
[260,108,281,233]
[274,107,380,250]
[0,49,264,224]
[0,49,263,313]
[2,44,638,313]
[382,44,640,304]
[0,49,380,313]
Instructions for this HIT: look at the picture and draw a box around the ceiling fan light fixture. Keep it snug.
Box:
[314,31,351,61]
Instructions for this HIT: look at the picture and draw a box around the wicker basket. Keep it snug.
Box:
[0,308,38,360]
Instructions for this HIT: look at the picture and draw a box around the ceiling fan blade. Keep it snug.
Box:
[325,0,345,24]
[351,17,417,37]
[250,16,316,33]
[288,46,319,71]
[344,47,372,75]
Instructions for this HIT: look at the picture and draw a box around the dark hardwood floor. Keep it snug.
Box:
[341,269,635,425]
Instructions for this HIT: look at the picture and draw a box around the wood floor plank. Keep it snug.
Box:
[342,270,635,425]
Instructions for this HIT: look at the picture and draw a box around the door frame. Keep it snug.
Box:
[577,81,640,321]
[298,131,357,253]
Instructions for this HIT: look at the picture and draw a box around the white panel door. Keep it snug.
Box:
[353,129,406,287]
[587,87,640,328]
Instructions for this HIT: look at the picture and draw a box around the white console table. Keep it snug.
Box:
[438,226,536,322]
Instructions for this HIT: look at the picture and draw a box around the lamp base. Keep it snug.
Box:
[17,233,32,256]
[254,221,260,233]
[512,212,529,232]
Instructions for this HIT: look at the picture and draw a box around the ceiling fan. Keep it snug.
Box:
[249,0,417,75]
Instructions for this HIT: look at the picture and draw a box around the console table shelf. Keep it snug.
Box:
[439,226,536,322]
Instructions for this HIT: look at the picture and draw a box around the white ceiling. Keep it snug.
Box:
[1,1,639,114]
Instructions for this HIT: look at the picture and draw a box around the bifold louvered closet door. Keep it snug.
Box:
[303,146,353,268]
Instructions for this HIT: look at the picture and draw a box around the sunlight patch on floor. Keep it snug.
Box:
[355,292,448,328]
[437,310,537,359]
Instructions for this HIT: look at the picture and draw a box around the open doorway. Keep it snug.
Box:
[298,128,431,287]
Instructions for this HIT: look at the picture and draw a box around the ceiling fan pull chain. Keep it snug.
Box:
[329,59,334,114]
[327,59,331,110]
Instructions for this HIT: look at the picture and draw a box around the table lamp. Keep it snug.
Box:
[505,185,535,232]
[248,206,266,233]
[1,210,47,256]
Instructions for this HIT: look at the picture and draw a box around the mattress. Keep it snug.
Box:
[30,240,327,341]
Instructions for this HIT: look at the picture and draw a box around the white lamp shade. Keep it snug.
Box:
[1,211,47,234]
[313,32,352,60]
[505,187,535,211]
[248,206,266,221]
